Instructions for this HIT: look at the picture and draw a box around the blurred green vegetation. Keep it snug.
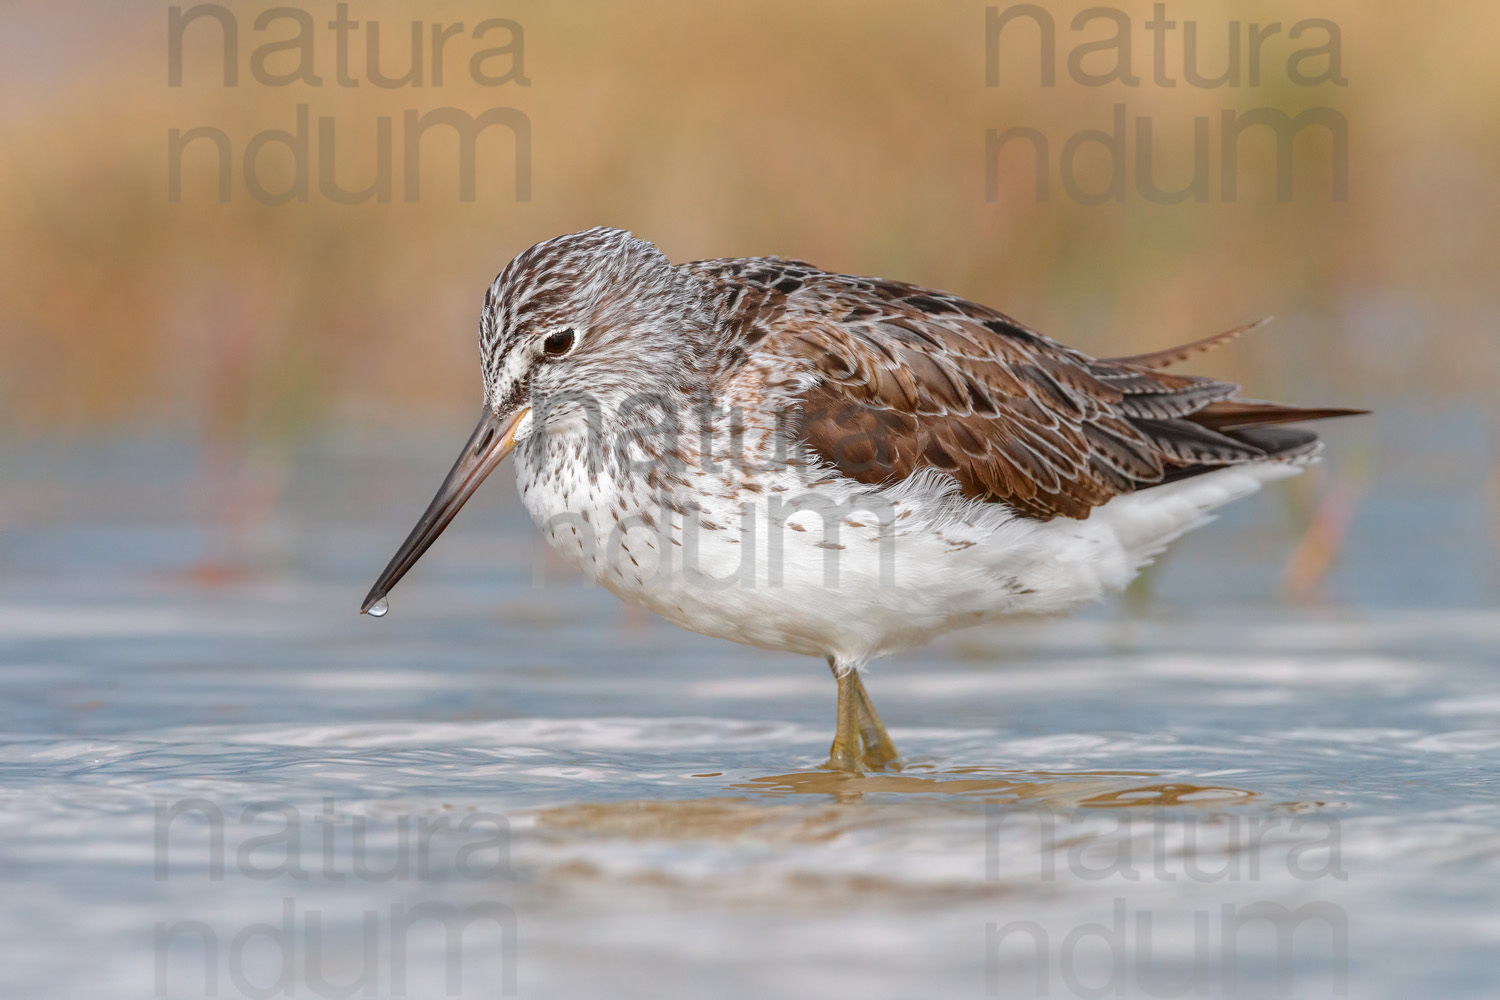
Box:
[0,0,1494,448]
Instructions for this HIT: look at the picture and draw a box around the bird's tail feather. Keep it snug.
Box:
[1099,461,1305,570]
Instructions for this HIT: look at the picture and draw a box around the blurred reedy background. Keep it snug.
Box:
[0,0,1494,604]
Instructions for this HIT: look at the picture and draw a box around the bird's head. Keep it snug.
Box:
[361,227,706,614]
[480,226,705,426]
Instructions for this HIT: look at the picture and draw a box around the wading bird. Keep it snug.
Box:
[362,227,1363,771]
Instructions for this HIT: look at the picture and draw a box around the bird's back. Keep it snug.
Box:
[684,256,1362,522]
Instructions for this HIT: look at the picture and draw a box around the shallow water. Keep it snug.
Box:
[2,431,1498,998]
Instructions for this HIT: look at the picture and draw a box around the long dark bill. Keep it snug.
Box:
[360,406,529,614]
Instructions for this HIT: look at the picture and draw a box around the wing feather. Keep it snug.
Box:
[685,258,1363,520]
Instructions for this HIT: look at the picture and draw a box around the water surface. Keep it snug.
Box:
[1,432,1497,998]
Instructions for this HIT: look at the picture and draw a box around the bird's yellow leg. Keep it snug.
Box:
[825,659,901,772]
[826,664,863,772]
[849,670,901,772]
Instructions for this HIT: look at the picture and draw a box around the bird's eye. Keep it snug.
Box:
[543,329,575,356]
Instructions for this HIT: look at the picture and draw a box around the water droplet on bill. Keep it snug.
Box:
[366,597,389,617]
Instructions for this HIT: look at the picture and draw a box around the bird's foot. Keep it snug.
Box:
[822,738,901,774]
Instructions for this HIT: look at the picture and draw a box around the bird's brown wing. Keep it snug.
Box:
[689,258,1362,521]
